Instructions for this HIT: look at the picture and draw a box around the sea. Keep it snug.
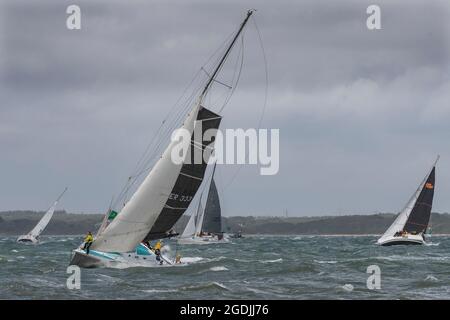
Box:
[0,235,449,299]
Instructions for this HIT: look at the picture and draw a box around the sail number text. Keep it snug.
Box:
[168,193,193,202]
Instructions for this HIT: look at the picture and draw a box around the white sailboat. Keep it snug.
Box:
[69,10,254,268]
[377,156,439,246]
[178,163,229,245]
[17,187,68,244]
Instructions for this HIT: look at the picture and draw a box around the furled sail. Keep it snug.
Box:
[28,187,67,239]
[378,157,438,242]
[202,178,222,234]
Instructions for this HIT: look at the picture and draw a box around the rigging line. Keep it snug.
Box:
[131,27,239,177]
[132,68,204,175]
[114,32,237,206]
[223,15,269,192]
[117,80,205,201]
[112,20,243,209]
[112,74,205,209]
[219,29,245,113]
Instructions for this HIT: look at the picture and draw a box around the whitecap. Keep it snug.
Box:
[142,289,178,293]
[11,249,18,253]
[181,256,203,264]
[212,282,229,290]
[425,275,438,282]
[342,284,354,292]
[210,266,228,272]
[314,260,337,264]
[260,258,283,264]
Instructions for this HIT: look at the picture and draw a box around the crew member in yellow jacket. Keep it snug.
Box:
[83,232,94,255]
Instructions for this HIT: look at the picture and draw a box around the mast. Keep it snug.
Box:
[200,10,254,98]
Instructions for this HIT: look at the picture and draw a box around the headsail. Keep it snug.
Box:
[202,167,222,234]
[378,157,438,242]
[28,187,68,239]
[180,196,202,238]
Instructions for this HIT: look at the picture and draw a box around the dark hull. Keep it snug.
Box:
[381,240,423,246]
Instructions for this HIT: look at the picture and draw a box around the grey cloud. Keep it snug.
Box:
[0,0,449,216]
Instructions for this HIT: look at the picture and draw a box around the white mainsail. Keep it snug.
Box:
[92,103,202,252]
[378,157,439,243]
[22,187,67,240]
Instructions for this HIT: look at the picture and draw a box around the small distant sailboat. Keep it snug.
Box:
[178,164,229,245]
[69,10,254,268]
[377,157,439,246]
[17,187,68,244]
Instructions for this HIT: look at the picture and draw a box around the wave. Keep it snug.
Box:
[142,288,178,293]
[314,260,337,264]
[181,281,230,292]
[209,266,228,272]
[181,256,204,264]
[374,255,450,262]
[341,284,354,292]
[424,275,439,282]
[260,258,283,264]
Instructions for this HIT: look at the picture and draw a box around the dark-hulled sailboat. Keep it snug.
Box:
[377,156,439,246]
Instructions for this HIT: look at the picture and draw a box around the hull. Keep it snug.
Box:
[377,234,425,246]
[178,235,230,245]
[17,235,39,244]
[69,246,175,268]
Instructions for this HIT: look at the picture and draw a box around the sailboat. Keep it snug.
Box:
[377,156,439,246]
[69,10,254,268]
[17,187,68,244]
[178,163,229,245]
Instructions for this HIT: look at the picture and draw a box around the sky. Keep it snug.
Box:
[1,0,449,216]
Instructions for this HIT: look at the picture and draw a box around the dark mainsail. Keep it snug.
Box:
[202,177,222,234]
[143,106,222,241]
[403,167,435,234]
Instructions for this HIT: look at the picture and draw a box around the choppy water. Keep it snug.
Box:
[0,235,449,299]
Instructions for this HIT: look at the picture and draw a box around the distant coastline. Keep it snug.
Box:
[1,211,449,236]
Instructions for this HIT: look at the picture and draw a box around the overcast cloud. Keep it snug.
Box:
[1,0,449,216]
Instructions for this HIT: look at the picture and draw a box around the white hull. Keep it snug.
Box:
[17,234,39,244]
[69,247,178,268]
[377,234,426,246]
[178,235,230,245]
